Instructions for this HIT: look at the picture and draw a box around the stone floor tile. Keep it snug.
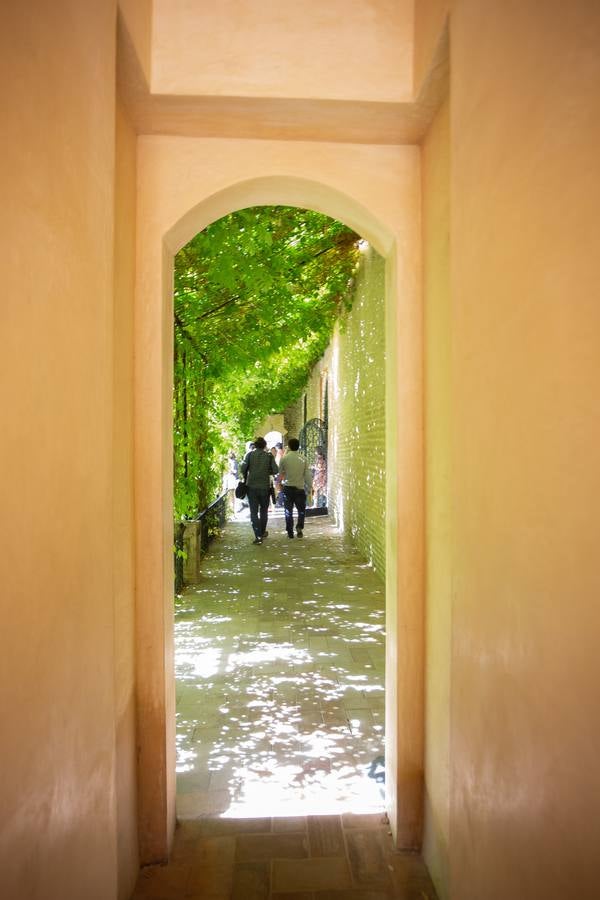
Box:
[314,890,393,900]
[169,824,210,864]
[336,690,373,710]
[231,860,270,900]
[322,712,351,728]
[132,862,191,898]
[272,856,353,893]
[350,647,376,663]
[341,813,389,831]
[307,815,346,857]
[345,829,393,889]
[366,695,385,708]
[177,771,212,794]
[176,789,230,819]
[298,697,323,712]
[208,769,238,791]
[235,831,309,862]
[187,861,235,898]
[198,817,272,837]
[345,709,374,732]
[273,815,308,832]
[271,894,314,900]
[190,835,236,867]
[386,852,438,899]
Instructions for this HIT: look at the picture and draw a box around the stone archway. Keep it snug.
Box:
[134,166,423,862]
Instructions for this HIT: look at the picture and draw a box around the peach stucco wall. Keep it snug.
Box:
[113,97,140,899]
[0,1,134,898]
[119,0,153,84]
[449,1,600,897]
[150,0,414,102]
[4,2,600,898]
[414,0,449,92]
[134,137,423,855]
[422,96,451,899]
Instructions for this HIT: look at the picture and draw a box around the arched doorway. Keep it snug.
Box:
[134,171,423,862]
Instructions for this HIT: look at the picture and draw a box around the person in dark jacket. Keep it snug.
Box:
[240,436,279,544]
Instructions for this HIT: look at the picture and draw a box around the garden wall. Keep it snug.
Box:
[296,246,386,578]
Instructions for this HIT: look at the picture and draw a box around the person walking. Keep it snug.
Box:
[273,442,285,507]
[240,436,279,545]
[277,438,312,539]
[269,445,279,509]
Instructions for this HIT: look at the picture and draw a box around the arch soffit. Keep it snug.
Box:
[164,176,395,258]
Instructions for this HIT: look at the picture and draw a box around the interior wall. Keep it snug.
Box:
[150,0,414,102]
[134,144,423,855]
[0,1,122,898]
[414,0,450,92]
[421,97,451,899]
[113,97,140,900]
[450,1,600,896]
[118,0,153,84]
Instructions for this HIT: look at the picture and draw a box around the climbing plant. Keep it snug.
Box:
[174,205,359,519]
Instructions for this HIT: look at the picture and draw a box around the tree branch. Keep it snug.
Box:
[174,312,209,364]
[179,231,358,326]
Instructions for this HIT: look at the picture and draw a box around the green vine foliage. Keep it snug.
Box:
[173,206,359,519]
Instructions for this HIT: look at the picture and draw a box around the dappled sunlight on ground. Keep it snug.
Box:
[175,515,386,820]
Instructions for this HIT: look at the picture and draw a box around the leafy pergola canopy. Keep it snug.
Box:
[174,205,359,518]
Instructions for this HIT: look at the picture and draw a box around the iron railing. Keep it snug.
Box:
[198,491,230,551]
[174,491,231,593]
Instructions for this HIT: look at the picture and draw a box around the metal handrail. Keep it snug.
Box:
[196,491,229,552]
[174,491,231,593]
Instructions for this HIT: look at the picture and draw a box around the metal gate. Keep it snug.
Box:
[299,417,328,510]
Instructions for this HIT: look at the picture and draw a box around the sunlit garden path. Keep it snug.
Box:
[133,516,439,899]
[175,513,386,820]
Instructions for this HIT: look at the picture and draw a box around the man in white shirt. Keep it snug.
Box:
[277,438,313,539]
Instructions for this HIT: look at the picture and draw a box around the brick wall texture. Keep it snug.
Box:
[294,246,386,577]
[283,396,304,440]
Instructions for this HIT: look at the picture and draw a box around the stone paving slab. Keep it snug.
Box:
[132,815,438,899]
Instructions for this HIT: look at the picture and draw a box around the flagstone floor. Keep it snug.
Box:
[132,513,437,899]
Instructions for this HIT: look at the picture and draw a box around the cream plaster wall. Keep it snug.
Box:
[0,1,128,898]
[449,1,600,897]
[421,97,451,900]
[134,137,423,855]
[113,98,140,899]
[151,0,414,103]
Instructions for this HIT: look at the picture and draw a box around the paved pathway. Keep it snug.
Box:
[175,513,386,819]
[132,514,438,898]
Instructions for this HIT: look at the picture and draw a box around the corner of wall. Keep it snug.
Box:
[114,95,141,898]
[421,92,451,900]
